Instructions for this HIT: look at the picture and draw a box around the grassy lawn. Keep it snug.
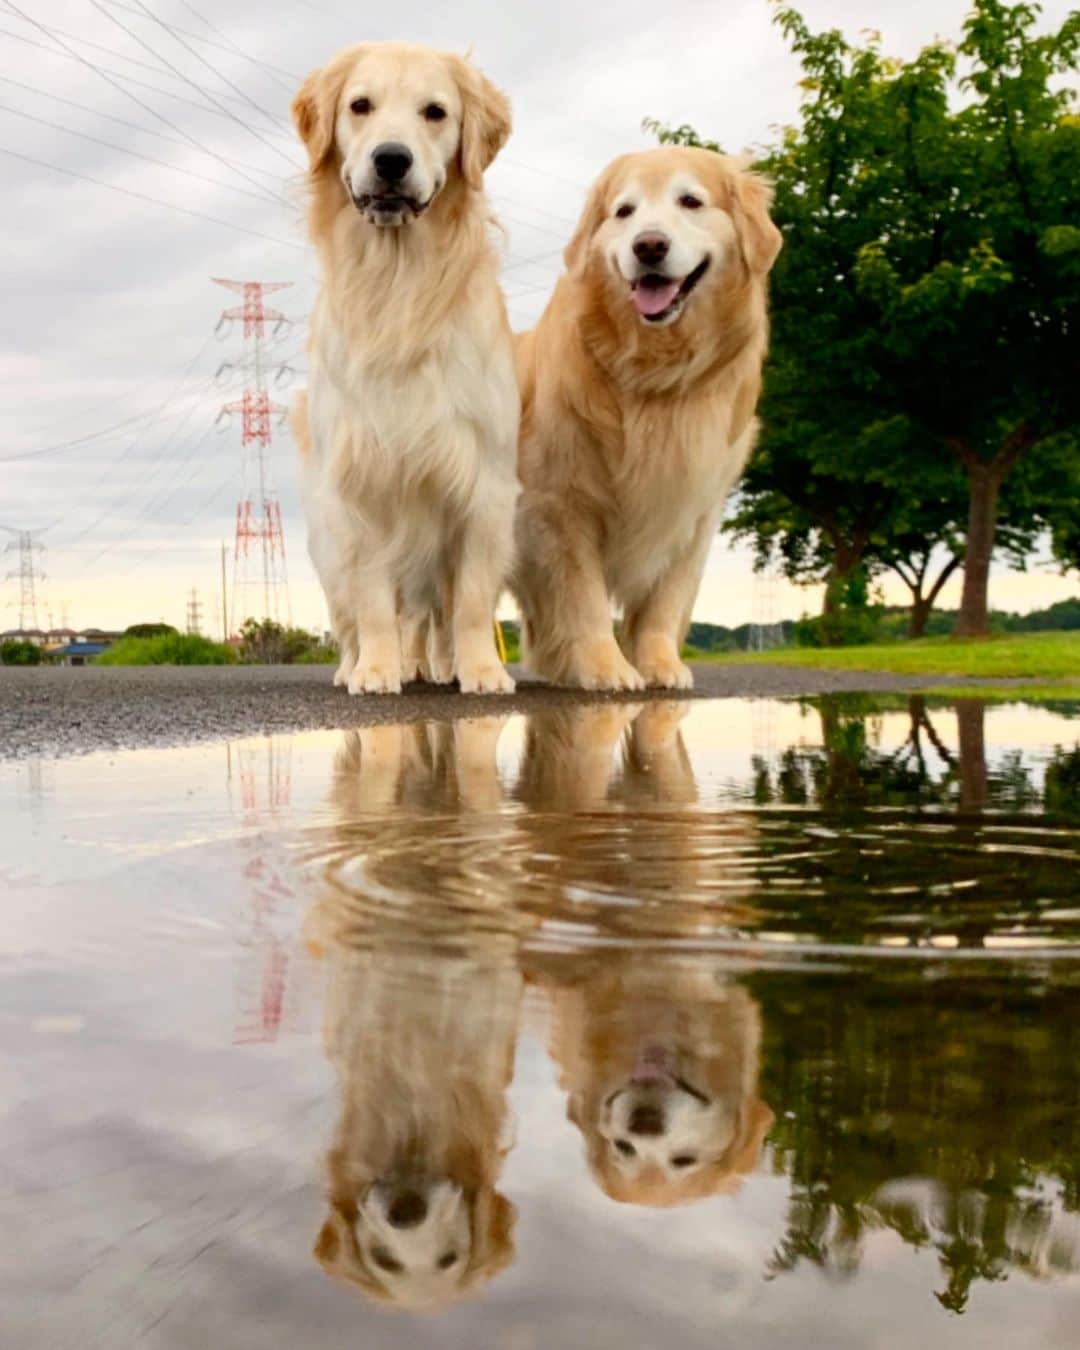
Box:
[699,630,1080,680]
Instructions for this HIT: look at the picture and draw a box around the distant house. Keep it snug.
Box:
[1,628,47,647]
[55,641,110,667]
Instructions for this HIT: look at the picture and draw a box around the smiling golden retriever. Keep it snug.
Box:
[542,954,773,1206]
[513,146,781,690]
[291,44,518,695]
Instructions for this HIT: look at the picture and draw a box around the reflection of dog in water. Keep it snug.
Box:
[541,953,773,1206]
[313,944,521,1308]
[307,718,521,1310]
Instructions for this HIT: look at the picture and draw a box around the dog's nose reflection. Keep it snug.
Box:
[373,142,413,182]
[628,1104,665,1137]
[386,1190,427,1229]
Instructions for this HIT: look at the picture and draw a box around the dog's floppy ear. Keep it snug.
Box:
[292,60,348,171]
[465,1188,517,1289]
[455,58,512,190]
[726,1097,775,1179]
[313,1205,351,1275]
[562,178,609,279]
[728,164,782,275]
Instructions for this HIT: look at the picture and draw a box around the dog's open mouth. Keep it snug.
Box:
[630,257,710,322]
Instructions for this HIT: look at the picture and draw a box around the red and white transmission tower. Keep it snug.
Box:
[213,279,295,632]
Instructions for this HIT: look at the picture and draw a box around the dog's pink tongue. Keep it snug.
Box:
[632,280,680,317]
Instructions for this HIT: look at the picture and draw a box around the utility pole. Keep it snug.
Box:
[1,526,47,630]
[221,541,229,643]
[213,279,294,634]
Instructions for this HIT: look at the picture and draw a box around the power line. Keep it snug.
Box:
[0,24,291,125]
[124,0,292,132]
[2,2,288,205]
[111,0,300,85]
[0,102,288,206]
[0,145,304,250]
[1,409,167,464]
[86,0,297,170]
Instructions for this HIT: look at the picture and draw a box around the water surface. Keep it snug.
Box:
[3,695,1079,1347]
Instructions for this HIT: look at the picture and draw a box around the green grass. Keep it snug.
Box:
[701,631,1080,680]
[97,633,236,666]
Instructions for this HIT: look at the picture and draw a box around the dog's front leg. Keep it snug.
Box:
[450,519,515,696]
[623,516,716,690]
[347,570,402,695]
[520,511,645,692]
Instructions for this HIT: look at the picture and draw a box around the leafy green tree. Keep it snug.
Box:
[123,623,177,639]
[653,1,1080,638]
[0,639,42,666]
[237,617,324,664]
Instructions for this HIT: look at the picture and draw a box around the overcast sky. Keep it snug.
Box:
[3,0,1075,635]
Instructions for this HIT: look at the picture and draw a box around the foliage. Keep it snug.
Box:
[714,630,1080,678]
[652,1,1080,637]
[97,633,236,665]
[236,618,326,664]
[0,639,43,666]
[123,622,178,639]
[1044,744,1080,816]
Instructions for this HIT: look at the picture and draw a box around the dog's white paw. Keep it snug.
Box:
[332,654,354,687]
[570,642,646,692]
[457,661,515,695]
[347,659,402,696]
[634,635,694,690]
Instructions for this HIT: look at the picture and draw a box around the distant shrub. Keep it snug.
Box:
[236,617,326,664]
[0,639,42,666]
[98,633,235,665]
[296,643,339,664]
[124,622,178,639]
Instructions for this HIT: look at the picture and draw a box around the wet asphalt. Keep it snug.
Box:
[0,663,1058,761]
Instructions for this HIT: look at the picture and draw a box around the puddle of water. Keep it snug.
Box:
[3,695,1080,1348]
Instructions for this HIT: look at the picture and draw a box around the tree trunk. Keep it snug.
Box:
[954,463,1002,638]
[956,699,988,813]
[908,595,933,638]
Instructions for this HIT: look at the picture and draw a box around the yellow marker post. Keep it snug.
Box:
[494,620,508,664]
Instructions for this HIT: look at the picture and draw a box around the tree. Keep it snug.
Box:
[0,639,42,666]
[237,617,323,664]
[124,623,178,639]
[652,1,1080,637]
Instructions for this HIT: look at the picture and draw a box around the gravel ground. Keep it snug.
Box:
[0,662,1058,761]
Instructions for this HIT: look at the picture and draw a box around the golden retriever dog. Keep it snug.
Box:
[312,939,521,1310]
[514,146,782,691]
[291,43,519,695]
[305,720,523,1310]
[540,954,773,1206]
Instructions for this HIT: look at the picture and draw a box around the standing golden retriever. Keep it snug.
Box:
[514,146,782,690]
[291,44,519,695]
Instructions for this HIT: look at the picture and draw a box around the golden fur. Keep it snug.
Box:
[307,721,522,1310]
[291,44,519,696]
[514,146,781,691]
[541,954,773,1206]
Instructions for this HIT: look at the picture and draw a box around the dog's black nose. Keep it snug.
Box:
[628,1104,665,1136]
[372,143,413,183]
[386,1190,427,1228]
[632,231,670,266]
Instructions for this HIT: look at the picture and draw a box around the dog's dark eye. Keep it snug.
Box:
[679,193,703,210]
[671,1154,698,1169]
[371,1246,403,1274]
[423,103,447,122]
[614,203,635,219]
[614,1139,636,1157]
[437,1251,458,1270]
[349,97,372,115]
